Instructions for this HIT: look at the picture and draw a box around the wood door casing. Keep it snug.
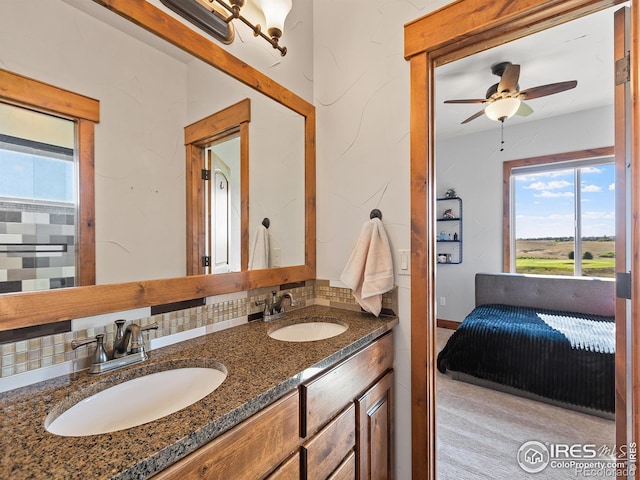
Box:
[404,0,635,478]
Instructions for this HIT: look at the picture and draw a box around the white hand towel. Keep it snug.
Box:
[249,224,270,270]
[340,217,394,316]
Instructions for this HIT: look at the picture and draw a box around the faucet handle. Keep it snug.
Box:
[129,322,159,354]
[71,333,108,366]
[141,322,159,332]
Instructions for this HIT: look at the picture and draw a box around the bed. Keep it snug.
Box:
[437,273,616,418]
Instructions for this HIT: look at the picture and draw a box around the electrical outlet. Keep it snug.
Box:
[440,296,446,306]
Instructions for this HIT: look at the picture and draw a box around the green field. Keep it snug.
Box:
[515,239,615,277]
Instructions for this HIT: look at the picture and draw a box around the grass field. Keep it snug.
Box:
[515,239,615,277]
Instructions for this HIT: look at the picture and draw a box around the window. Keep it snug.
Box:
[0,69,99,292]
[0,104,78,292]
[504,148,615,278]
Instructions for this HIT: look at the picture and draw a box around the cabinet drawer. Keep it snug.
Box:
[267,451,300,480]
[302,404,355,480]
[154,390,299,480]
[328,450,356,480]
[301,332,393,436]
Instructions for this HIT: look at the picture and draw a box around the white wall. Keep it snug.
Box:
[435,105,614,322]
[312,1,450,478]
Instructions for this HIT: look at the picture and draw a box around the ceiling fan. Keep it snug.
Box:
[444,61,578,124]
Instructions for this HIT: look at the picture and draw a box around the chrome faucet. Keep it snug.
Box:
[113,320,156,358]
[256,290,296,321]
[72,320,158,374]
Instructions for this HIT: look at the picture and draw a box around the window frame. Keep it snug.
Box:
[503,146,615,275]
[0,68,100,286]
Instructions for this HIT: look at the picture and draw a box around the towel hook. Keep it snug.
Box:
[262,217,270,229]
[370,209,382,220]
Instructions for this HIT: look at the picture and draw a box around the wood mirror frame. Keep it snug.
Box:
[0,0,315,331]
[405,0,636,478]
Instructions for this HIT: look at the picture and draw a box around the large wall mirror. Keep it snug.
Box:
[0,0,315,330]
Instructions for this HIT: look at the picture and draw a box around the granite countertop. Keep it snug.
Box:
[0,305,397,480]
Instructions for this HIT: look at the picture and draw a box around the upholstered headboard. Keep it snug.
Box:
[475,273,615,317]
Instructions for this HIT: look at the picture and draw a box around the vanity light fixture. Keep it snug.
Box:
[161,0,291,55]
[211,0,291,56]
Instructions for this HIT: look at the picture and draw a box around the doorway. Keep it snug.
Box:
[405,0,637,478]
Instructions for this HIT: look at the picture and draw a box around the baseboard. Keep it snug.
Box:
[437,319,459,330]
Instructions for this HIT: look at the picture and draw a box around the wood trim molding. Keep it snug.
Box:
[436,319,459,330]
[405,1,630,479]
[501,146,615,271]
[404,0,621,62]
[613,5,631,465]
[409,52,435,480]
[630,1,640,468]
[76,119,97,286]
[0,68,100,122]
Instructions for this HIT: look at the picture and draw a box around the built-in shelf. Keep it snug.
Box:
[436,197,462,264]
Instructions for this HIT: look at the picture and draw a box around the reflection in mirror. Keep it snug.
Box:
[185,99,249,276]
[0,103,77,293]
[0,0,315,332]
[207,135,241,274]
[2,0,306,286]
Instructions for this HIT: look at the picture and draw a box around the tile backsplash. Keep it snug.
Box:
[0,201,76,294]
[0,280,395,384]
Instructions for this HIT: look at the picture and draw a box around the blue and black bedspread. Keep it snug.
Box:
[437,304,615,413]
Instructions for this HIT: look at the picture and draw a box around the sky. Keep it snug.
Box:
[514,162,615,239]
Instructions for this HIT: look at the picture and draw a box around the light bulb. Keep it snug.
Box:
[259,0,292,39]
[485,97,521,121]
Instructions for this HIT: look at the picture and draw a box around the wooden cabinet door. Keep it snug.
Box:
[267,452,300,480]
[302,404,355,479]
[154,391,299,480]
[356,371,394,480]
[328,450,356,480]
[301,332,394,437]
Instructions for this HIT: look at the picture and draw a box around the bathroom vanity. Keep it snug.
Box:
[1,306,397,480]
[155,329,394,480]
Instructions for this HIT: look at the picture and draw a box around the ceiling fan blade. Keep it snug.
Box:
[444,99,487,104]
[516,102,533,116]
[461,109,486,124]
[518,80,577,100]
[498,64,520,94]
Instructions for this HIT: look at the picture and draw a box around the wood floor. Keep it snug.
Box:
[436,328,616,479]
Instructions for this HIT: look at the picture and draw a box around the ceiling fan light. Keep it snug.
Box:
[485,97,521,122]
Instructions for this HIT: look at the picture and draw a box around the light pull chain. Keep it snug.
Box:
[500,119,505,152]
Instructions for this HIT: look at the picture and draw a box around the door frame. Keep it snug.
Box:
[404,0,638,478]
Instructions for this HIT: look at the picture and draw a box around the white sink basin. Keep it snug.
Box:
[269,320,348,342]
[45,366,227,437]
